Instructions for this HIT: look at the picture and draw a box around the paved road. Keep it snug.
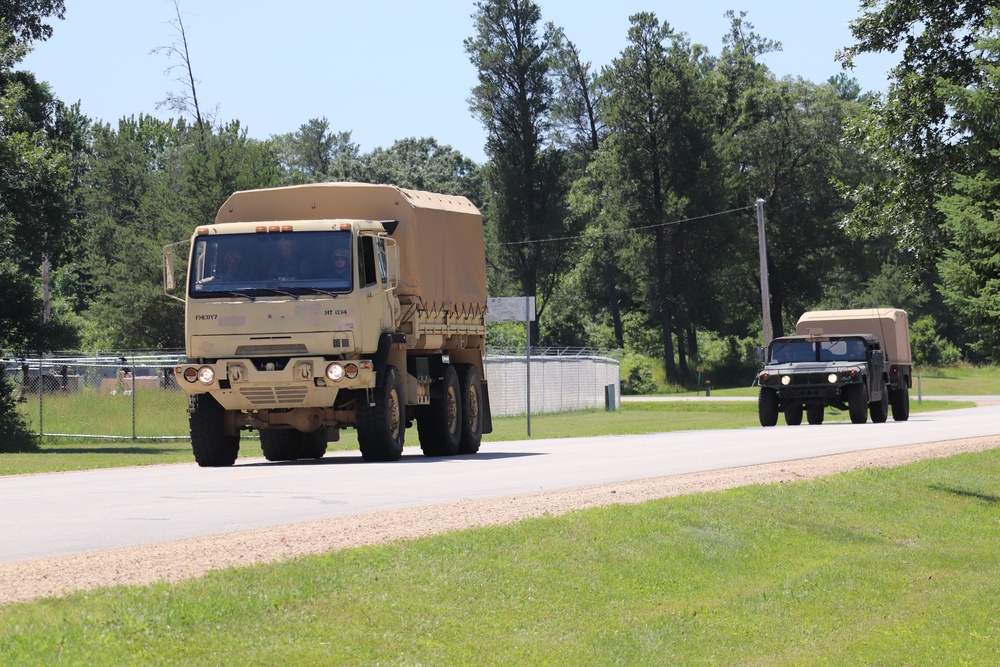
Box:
[3,404,1000,565]
[622,395,1000,403]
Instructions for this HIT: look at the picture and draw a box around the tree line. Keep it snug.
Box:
[3,0,999,410]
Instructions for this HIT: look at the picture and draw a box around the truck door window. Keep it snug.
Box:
[359,236,378,287]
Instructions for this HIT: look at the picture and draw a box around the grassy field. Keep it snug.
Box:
[0,399,965,476]
[1,449,998,665]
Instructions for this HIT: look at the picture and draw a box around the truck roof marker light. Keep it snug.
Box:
[195,227,209,235]
[268,225,280,233]
[255,226,268,233]
[281,225,293,232]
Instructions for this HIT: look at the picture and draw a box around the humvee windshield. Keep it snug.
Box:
[769,337,868,363]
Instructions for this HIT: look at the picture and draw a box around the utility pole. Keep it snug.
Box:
[756,199,773,348]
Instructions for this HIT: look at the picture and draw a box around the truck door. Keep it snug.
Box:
[356,235,396,347]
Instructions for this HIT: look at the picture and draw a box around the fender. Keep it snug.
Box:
[373,332,406,387]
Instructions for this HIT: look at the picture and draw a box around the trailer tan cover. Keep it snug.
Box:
[795,308,912,364]
[215,182,487,315]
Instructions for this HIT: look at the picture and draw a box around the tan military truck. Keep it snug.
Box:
[165,183,492,466]
[755,308,912,426]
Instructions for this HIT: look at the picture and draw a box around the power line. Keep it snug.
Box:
[491,205,755,248]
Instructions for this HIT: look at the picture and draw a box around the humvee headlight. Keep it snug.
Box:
[197,366,216,385]
[326,363,345,382]
[827,373,838,384]
[781,375,792,386]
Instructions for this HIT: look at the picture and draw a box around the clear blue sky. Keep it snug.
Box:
[22,0,895,165]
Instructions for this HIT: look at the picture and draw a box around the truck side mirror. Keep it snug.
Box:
[754,346,766,364]
[164,251,176,291]
[871,349,885,369]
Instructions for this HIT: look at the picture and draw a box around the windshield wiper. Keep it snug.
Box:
[296,287,340,298]
[215,290,256,302]
[257,288,300,300]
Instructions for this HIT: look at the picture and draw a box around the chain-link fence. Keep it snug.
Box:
[4,348,620,439]
[485,348,621,417]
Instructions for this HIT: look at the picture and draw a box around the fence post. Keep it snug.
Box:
[37,354,43,437]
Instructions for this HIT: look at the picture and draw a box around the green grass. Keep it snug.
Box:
[2,449,998,665]
[1,399,965,476]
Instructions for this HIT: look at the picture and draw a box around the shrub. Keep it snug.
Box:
[620,353,658,395]
[0,375,37,452]
[910,315,961,367]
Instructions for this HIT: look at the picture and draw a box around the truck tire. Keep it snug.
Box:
[190,394,240,467]
[456,364,484,454]
[847,383,868,424]
[357,365,405,462]
[870,388,889,423]
[890,384,910,422]
[416,364,462,456]
[758,388,779,427]
[299,428,328,459]
[783,404,803,426]
[261,429,301,461]
[806,405,825,425]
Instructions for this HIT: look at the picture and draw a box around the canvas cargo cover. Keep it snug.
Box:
[215,183,487,314]
[795,308,912,364]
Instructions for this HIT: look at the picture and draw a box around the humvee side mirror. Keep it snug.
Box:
[753,346,766,364]
[871,349,885,369]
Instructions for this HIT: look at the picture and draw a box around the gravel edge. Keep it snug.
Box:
[2,436,998,606]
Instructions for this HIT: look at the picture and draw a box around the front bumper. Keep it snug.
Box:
[174,357,375,411]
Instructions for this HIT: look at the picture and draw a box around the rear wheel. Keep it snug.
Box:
[848,383,869,424]
[890,384,910,422]
[260,429,301,461]
[870,387,889,423]
[758,388,779,427]
[784,404,803,426]
[190,394,240,467]
[456,364,484,454]
[417,364,462,456]
[357,365,405,462]
[806,405,825,425]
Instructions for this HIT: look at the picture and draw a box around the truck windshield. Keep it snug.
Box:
[189,231,353,298]
[770,338,868,363]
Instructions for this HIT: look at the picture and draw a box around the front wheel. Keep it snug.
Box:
[758,388,779,427]
[357,365,405,462]
[190,394,240,467]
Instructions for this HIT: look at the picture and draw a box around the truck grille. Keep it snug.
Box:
[239,386,309,406]
[235,343,309,356]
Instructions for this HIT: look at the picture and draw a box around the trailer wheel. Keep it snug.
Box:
[806,405,825,425]
[417,364,462,456]
[456,364,484,454]
[890,384,910,422]
[758,388,779,427]
[847,383,869,424]
[784,404,803,426]
[190,394,240,467]
[357,365,405,461]
[870,388,889,423]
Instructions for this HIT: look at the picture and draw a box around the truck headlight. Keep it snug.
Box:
[197,366,215,385]
[781,375,791,386]
[326,363,345,382]
[827,373,838,384]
